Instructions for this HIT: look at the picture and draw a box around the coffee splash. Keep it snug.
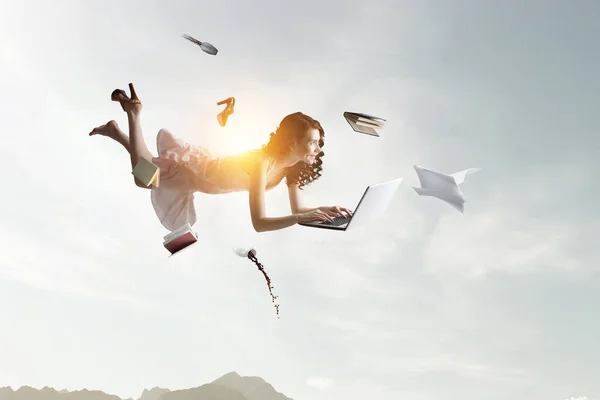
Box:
[247,250,280,318]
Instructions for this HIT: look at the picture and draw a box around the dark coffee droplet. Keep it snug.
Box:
[248,251,280,319]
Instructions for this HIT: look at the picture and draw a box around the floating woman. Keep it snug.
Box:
[89,83,353,233]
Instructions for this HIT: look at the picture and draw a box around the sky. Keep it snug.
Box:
[0,0,599,399]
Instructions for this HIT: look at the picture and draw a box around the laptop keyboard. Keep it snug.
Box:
[317,215,352,226]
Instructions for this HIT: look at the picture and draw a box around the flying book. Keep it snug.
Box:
[345,112,386,125]
[132,157,160,187]
[163,223,198,256]
[343,111,386,136]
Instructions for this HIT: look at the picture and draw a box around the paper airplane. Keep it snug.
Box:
[182,34,218,55]
[412,165,481,213]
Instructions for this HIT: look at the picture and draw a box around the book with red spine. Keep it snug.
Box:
[163,223,198,255]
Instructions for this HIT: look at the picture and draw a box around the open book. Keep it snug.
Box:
[163,223,198,255]
[343,111,386,136]
[132,157,160,187]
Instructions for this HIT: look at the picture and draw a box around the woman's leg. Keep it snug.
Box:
[110,83,154,172]
[108,83,155,188]
[89,119,152,189]
[125,110,155,172]
[89,120,130,152]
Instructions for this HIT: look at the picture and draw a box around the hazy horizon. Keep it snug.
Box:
[0,370,287,399]
[1,1,598,400]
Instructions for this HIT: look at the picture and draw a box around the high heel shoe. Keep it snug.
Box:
[111,83,142,112]
[216,97,235,127]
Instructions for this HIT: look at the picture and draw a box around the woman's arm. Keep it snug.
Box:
[288,183,353,218]
[249,157,300,233]
[287,184,318,213]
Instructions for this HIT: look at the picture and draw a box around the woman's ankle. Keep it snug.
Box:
[126,109,141,119]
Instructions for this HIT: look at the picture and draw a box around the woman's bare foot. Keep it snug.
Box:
[89,120,120,138]
[89,120,131,153]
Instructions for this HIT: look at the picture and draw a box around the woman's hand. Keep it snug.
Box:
[296,209,336,224]
[318,206,353,218]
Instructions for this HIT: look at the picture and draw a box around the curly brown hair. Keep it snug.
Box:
[261,112,325,190]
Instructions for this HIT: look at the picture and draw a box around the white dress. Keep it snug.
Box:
[150,129,281,231]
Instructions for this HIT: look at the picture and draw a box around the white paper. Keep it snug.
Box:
[450,168,482,185]
[412,165,481,213]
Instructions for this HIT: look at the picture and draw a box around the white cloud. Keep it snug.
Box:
[351,351,533,383]
[565,397,597,400]
[306,377,334,391]
[421,162,597,279]
[423,209,581,278]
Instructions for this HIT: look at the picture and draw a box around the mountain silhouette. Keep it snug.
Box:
[0,371,292,400]
[158,384,246,400]
[0,386,121,400]
[211,371,292,400]
[138,387,169,400]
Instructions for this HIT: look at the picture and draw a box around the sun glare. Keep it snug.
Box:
[215,111,277,155]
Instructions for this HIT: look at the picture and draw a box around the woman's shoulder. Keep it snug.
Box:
[238,148,274,175]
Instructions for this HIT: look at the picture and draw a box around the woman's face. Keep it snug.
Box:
[292,128,321,164]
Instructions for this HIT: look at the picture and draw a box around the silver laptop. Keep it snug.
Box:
[299,177,403,231]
